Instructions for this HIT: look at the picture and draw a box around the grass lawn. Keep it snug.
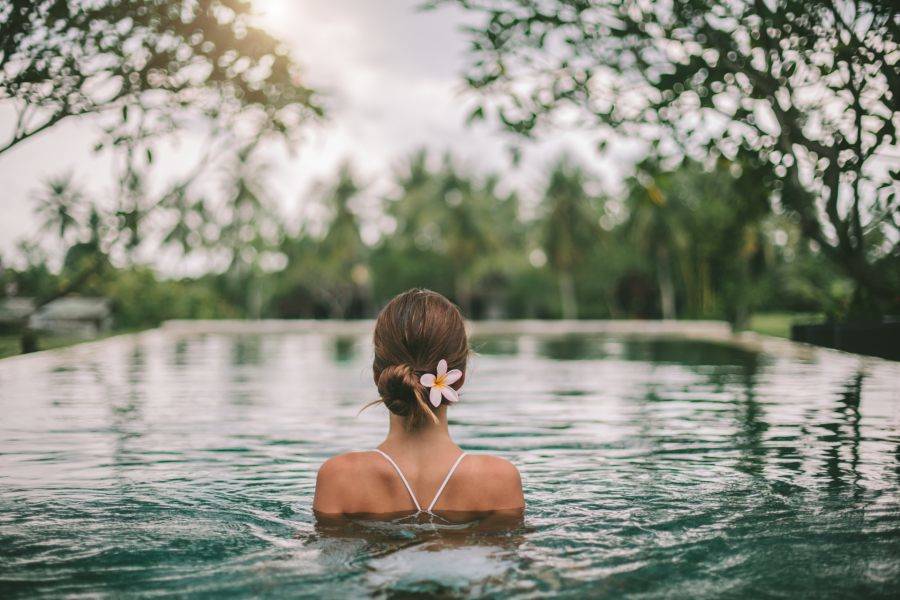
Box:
[0,329,142,360]
[0,333,96,360]
[748,312,819,339]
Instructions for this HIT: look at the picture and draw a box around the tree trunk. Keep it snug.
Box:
[727,257,752,332]
[559,270,577,319]
[455,275,473,317]
[20,327,38,354]
[657,246,676,320]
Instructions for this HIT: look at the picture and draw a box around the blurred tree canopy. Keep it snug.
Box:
[0,0,880,348]
[0,0,322,335]
[625,158,770,327]
[5,150,852,334]
[541,159,602,318]
[0,0,321,155]
[380,152,523,315]
[276,164,371,318]
[437,0,899,315]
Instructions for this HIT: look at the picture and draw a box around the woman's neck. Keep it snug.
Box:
[381,408,457,454]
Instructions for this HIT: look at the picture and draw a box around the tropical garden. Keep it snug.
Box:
[0,0,896,355]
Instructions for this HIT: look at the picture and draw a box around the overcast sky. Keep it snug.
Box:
[0,0,637,266]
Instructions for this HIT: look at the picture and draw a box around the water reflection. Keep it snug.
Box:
[0,330,898,597]
[733,350,767,477]
[231,335,263,366]
[621,337,763,368]
[823,372,864,494]
[469,334,520,356]
[538,334,597,360]
[331,336,357,363]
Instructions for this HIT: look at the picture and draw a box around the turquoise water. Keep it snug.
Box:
[1,329,899,597]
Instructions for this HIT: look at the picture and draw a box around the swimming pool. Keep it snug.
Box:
[1,324,898,597]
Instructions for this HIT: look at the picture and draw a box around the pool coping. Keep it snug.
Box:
[161,318,733,337]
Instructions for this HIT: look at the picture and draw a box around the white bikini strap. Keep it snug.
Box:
[373,449,422,512]
[427,452,467,513]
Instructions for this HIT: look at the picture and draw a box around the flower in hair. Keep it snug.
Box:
[419,359,462,407]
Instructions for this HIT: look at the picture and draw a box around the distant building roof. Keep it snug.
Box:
[0,297,36,321]
[33,297,111,321]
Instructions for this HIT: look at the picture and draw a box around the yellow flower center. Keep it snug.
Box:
[434,374,446,387]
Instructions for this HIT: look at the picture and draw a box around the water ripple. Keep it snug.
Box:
[1,330,898,597]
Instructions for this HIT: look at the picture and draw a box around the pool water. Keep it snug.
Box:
[1,328,898,597]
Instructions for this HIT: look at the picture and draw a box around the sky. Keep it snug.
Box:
[0,0,636,269]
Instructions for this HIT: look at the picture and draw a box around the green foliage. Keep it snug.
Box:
[379,152,525,315]
[2,151,858,337]
[1,0,325,319]
[623,158,771,326]
[541,159,603,318]
[0,0,321,155]
[103,268,238,328]
[440,0,899,313]
[272,165,370,318]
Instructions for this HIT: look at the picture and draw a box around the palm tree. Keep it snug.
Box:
[214,144,284,318]
[384,151,522,315]
[625,158,770,325]
[540,159,601,319]
[34,174,83,242]
[316,164,369,317]
[623,166,685,320]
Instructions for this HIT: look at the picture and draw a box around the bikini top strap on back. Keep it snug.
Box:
[373,448,422,511]
[426,452,467,513]
[372,449,467,514]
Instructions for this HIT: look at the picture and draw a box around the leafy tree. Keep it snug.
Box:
[9,175,112,350]
[375,152,458,301]
[380,151,523,315]
[624,158,771,326]
[761,213,855,318]
[275,165,370,318]
[103,267,238,328]
[2,0,323,336]
[31,175,112,303]
[0,0,321,156]
[316,165,371,317]
[441,0,899,314]
[3,242,59,301]
[34,174,82,241]
[624,167,685,320]
[540,159,602,319]
[210,144,285,318]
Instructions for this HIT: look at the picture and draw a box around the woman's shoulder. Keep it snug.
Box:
[316,451,385,483]
[316,451,520,483]
[313,451,385,514]
[454,453,524,510]
[462,454,521,480]
[318,450,377,470]
[313,450,524,514]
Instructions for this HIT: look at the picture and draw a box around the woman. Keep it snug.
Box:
[313,288,524,519]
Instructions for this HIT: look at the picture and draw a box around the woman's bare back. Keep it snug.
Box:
[313,449,524,517]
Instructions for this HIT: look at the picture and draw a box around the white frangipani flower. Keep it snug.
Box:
[419,359,462,407]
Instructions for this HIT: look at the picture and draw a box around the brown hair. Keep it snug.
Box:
[370,288,469,429]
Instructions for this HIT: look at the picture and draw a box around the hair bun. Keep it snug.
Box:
[377,364,432,424]
[371,289,468,429]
